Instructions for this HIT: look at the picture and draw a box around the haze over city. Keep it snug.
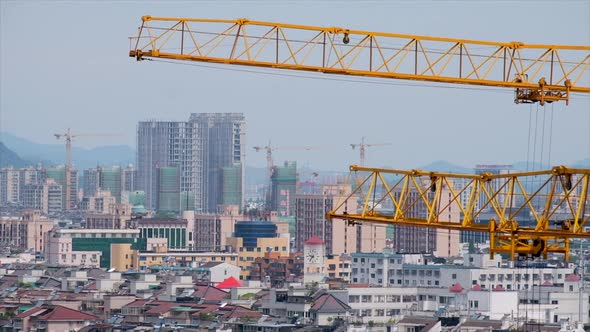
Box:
[1,1,589,171]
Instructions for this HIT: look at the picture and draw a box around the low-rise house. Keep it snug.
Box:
[11,305,98,332]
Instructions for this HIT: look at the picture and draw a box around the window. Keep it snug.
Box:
[375,295,385,303]
[551,300,559,304]
[452,273,457,279]
[349,295,360,303]
[361,309,371,317]
[361,295,372,303]
[569,285,574,291]
[375,309,384,317]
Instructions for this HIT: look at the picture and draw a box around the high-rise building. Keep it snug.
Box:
[83,167,100,197]
[122,165,137,192]
[99,166,123,203]
[137,113,245,213]
[18,166,45,203]
[46,166,78,210]
[21,178,63,215]
[294,183,384,255]
[0,167,20,206]
[190,113,246,212]
[137,120,197,211]
[269,161,297,216]
[156,166,180,213]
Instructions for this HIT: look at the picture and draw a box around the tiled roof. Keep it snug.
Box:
[38,306,98,321]
[310,294,350,313]
[449,283,464,293]
[471,284,483,291]
[15,307,47,319]
[305,236,325,245]
[194,285,228,301]
[565,274,581,282]
[200,262,223,268]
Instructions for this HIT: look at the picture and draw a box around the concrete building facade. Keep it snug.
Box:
[137,113,245,213]
[0,211,54,252]
[295,184,385,255]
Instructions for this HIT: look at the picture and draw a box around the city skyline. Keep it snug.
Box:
[1,1,589,171]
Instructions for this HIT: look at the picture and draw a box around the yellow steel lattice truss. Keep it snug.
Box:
[327,165,590,261]
[130,16,590,104]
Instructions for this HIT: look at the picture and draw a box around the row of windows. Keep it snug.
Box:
[350,309,401,317]
[349,295,416,303]
[239,246,287,252]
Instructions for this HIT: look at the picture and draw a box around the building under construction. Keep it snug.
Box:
[269,161,297,216]
[137,113,246,213]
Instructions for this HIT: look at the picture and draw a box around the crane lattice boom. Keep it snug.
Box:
[328,165,590,260]
[129,16,590,105]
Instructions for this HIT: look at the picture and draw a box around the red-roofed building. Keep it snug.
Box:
[11,305,98,332]
[565,274,581,282]
[217,276,242,289]
[193,285,229,302]
[471,284,484,291]
[449,283,464,293]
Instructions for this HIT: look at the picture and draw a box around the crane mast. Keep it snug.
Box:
[129,16,590,105]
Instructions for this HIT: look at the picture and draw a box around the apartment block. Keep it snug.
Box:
[185,206,242,252]
[0,211,54,252]
[0,167,20,206]
[350,252,574,290]
[295,183,384,255]
[137,113,245,213]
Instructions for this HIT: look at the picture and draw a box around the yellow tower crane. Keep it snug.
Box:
[128,16,590,259]
[129,16,590,105]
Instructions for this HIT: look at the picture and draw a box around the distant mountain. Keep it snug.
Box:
[0,132,135,170]
[0,142,31,168]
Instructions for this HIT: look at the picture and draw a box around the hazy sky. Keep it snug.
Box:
[1,0,589,171]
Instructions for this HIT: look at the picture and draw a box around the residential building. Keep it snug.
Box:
[186,205,242,252]
[0,167,20,206]
[227,221,290,280]
[80,190,117,213]
[82,167,100,197]
[0,211,54,252]
[137,120,195,211]
[137,113,245,213]
[12,305,98,331]
[269,161,297,216]
[249,252,304,287]
[392,180,461,257]
[122,164,137,192]
[46,228,146,268]
[45,166,78,210]
[191,113,246,212]
[350,252,574,290]
[137,217,194,251]
[135,251,239,270]
[295,183,385,255]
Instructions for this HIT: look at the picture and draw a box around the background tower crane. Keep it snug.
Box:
[350,137,391,166]
[54,129,120,210]
[253,142,320,209]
